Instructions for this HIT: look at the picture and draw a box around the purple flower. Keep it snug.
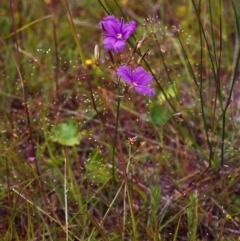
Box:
[116,66,155,97]
[28,156,35,162]
[100,15,137,53]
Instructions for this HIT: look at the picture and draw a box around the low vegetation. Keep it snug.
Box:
[0,0,240,240]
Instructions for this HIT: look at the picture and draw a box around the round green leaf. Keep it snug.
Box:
[49,120,80,146]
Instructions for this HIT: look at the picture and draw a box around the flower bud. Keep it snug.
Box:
[137,34,149,49]
[94,44,99,60]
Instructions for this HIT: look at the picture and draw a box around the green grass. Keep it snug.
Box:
[1,0,240,240]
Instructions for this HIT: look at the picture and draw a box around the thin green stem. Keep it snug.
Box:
[63,147,69,241]
[175,31,198,88]
[63,0,86,68]
[209,0,222,142]
[102,0,114,15]
[126,143,138,240]
[221,0,240,167]
[144,59,176,112]
[123,157,128,239]
[9,0,37,166]
[153,32,179,102]
[231,0,240,36]
[97,0,110,15]
[175,16,214,168]
[192,0,223,110]
[221,42,240,167]
[111,78,121,181]
[88,181,125,239]
[113,0,126,19]
[208,0,217,66]
[50,0,59,101]
[123,142,134,239]
[197,0,213,168]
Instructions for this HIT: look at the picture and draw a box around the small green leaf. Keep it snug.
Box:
[158,84,176,103]
[85,150,111,184]
[49,120,80,146]
[150,105,172,125]
[44,158,63,166]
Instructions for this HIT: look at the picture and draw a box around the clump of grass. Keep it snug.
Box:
[1,0,240,240]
